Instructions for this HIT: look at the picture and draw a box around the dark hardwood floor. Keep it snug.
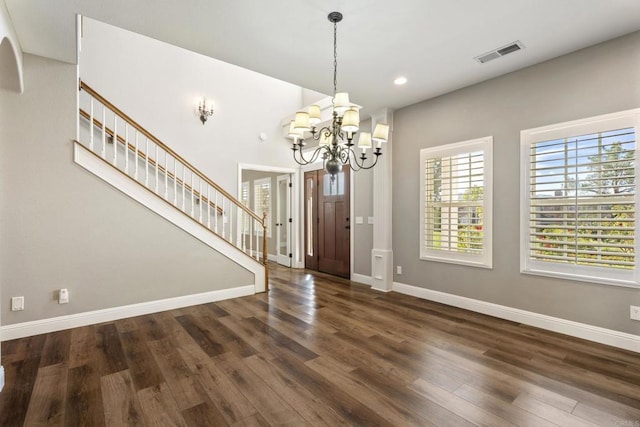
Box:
[1,264,639,426]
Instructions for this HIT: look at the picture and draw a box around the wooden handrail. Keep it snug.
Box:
[80,108,226,215]
[79,80,263,225]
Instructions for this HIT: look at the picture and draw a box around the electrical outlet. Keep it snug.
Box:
[11,296,24,311]
[397,265,403,275]
[59,288,69,304]
[631,305,640,321]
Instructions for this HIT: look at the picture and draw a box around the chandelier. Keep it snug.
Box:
[289,11,389,176]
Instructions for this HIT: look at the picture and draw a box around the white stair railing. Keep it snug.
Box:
[77,81,268,285]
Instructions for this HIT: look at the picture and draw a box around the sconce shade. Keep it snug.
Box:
[372,123,389,142]
[333,92,350,115]
[294,111,311,132]
[308,105,322,125]
[288,121,302,139]
[341,108,360,133]
[357,132,372,150]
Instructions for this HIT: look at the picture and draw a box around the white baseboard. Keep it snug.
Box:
[393,282,640,354]
[351,273,373,287]
[0,285,254,342]
[0,365,4,392]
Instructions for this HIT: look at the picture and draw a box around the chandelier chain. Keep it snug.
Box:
[333,20,338,95]
[289,11,386,176]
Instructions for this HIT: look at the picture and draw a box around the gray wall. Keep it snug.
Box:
[353,119,374,276]
[0,54,252,325]
[393,31,640,334]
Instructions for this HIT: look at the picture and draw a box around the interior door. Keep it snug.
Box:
[276,174,291,267]
[318,168,350,278]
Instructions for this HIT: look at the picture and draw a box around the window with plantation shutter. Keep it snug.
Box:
[420,137,493,268]
[521,109,640,287]
[254,178,271,237]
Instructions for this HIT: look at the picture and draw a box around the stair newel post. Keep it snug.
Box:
[262,211,269,291]
[262,211,268,263]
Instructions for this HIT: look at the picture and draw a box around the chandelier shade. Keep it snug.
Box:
[289,11,388,176]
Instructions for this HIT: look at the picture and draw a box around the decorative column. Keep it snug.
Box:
[371,108,394,292]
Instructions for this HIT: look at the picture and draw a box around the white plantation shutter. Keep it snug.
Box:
[529,129,635,268]
[254,178,271,237]
[420,137,493,268]
[521,109,640,286]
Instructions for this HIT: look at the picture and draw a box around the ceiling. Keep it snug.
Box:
[5,0,640,114]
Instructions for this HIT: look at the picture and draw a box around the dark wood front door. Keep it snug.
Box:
[304,168,350,278]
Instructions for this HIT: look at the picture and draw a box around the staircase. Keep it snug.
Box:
[75,81,268,292]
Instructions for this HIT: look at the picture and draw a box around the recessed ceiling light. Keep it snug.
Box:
[394,76,408,85]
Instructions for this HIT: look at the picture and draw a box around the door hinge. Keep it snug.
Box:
[289,253,292,258]
[288,182,292,188]
[288,218,292,223]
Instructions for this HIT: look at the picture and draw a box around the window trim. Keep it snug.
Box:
[419,136,493,269]
[520,108,640,288]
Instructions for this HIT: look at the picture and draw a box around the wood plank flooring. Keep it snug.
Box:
[1,264,640,426]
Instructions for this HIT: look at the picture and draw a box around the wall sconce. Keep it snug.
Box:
[197,97,214,125]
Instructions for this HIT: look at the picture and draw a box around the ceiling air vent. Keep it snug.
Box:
[475,41,525,64]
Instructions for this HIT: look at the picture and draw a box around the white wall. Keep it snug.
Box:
[80,18,301,193]
[0,53,254,326]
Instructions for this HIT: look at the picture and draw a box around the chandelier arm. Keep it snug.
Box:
[345,147,366,171]
[354,151,382,170]
[292,144,325,166]
[311,126,333,142]
[344,146,383,171]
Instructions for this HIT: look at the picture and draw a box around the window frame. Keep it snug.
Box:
[419,136,493,269]
[520,108,640,288]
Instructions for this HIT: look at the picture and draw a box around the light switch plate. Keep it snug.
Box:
[367,217,374,224]
[11,296,24,311]
[355,216,364,224]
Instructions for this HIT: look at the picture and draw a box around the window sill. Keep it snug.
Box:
[521,266,639,289]
[420,253,492,269]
